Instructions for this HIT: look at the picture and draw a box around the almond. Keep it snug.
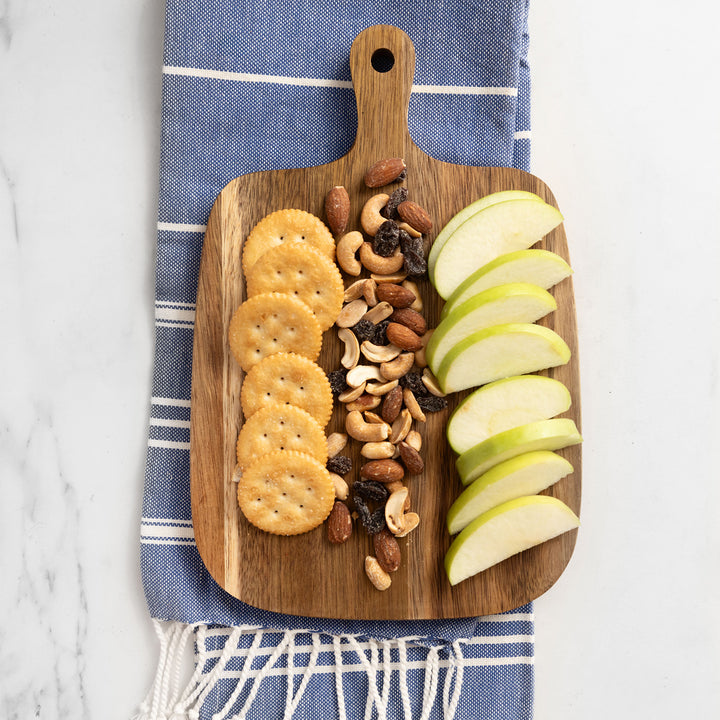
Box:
[364,158,406,188]
[327,501,352,544]
[397,200,432,233]
[373,528,401,572]
[375,283,416,308]
[325,185,350,235]
[390,308,427,336]
[386,322,423,352]
[360,458,405,483]
[381,384,403,424]
[398,441,424,475]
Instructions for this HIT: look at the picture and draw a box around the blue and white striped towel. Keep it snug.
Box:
[137,2,535,719]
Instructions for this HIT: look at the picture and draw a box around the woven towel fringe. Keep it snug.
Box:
[134,622,468,720]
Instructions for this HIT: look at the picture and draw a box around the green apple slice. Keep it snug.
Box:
[427,284,557,376]
[435,323,571,394]
[428,190,543,277]
[446,375,571,455]
[441,249,572,319]
[431,199,564,299]
[445,495,580,585]
[456,418,582,485]
[446,451,573,535]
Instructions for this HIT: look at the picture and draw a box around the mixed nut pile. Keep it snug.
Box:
[322,158,448,591]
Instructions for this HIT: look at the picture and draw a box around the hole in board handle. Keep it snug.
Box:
[371,48,394,73]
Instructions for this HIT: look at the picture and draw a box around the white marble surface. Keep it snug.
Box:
[1,1,718,718]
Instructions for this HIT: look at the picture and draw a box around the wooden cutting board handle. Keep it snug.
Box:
[349,25,415,156]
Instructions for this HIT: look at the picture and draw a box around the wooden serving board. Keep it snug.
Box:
[190,24,581,620]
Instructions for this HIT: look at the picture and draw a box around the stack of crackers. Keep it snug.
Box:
[228,209,344,536]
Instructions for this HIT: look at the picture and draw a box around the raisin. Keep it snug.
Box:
[371,319,390,345]
[399,371,429,396]
[381,188,408,219]
[354,495,387,535]
[398,229,423,257]
[403,248,427,277]
[352,318,375,342]
[328,369,348,395]
[327,455,352,476]
[353,480,389,503]
[416,394,448,413]
[373,220,400,258]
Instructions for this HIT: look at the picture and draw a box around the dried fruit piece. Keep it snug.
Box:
[416,394,448,413]
[352,318,376,342]
[327,501,353,544]
[381,187,408,219]
[325,186,351,236]
[328,368,349,395]
[354,496,387,534]
[399,371,429,397]
[373,220,401,257]
[373,529,401,572]
[371,319,390,346]
[353,479,389,503]
[327,455,353,476]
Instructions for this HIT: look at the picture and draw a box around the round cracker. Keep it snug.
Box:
[246,242,344,330]
[242,209,336,276]
[241,352,333,427]
[237,450,335,535]
[236,402,328,471]
[228,293,322,371]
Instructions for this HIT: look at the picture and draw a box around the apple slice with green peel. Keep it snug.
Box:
[446,451,573,535]
[431,198,564,299]
[428,190,544,277]
[440,249,573,320]
[446,375,571,455]
[427,284,557,376]
[456,418,582,485]
[445,495,580,585]
[435,323,571,394]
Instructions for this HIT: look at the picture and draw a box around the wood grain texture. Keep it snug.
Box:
[190,25,581,620]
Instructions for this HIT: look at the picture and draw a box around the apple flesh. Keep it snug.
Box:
[456,418,582,485]
[441,249,572,319]
[446,451,573,535]
[431,198,564,299]
[446,374,572,455]
[444,495,580,586]
[427,283,557,376]
[435,323,571,394]
[428,190,543,278]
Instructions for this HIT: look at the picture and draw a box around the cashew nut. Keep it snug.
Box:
[361,300,394,324]
[365,379,399,396]
[346,410,390,442]
[336,298,368,328]
[336,231,364,276]
[326,432,348,458]
[346,364,384,388]
[359,243,405,275]
[422,368,447,397]
[361,341,401,363]
[380,352,415,381]
[365,556,392,591]
[338,327,360,369]
[344,278,367,302]
[361,441,395,459]
[360,193,390,236]
[338,382,366,403]
[385,487,409,535]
